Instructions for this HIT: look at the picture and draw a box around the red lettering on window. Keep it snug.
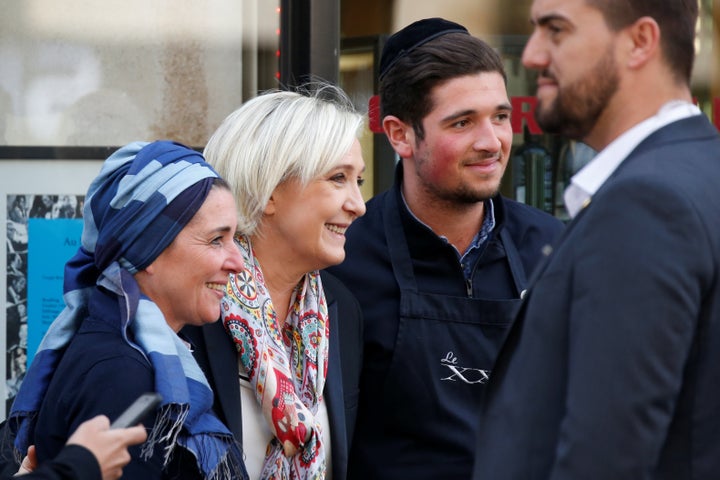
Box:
[511,96,542,134]
[368,95,383,133]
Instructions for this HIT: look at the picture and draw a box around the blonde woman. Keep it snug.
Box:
[184,84,365,479]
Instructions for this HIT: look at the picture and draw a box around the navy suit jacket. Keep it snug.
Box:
[473,115,720,479]
[182,271,363,480]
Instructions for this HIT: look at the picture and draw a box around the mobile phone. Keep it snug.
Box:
[110,392,163,429]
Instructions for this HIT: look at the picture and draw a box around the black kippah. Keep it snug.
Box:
[379,17,469,80]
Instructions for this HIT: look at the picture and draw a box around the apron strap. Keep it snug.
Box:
[499,227,528,298]
[383,192,419,292]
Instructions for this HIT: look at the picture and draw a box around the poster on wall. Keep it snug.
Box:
[1,159,102,420]
[6,197,84,414]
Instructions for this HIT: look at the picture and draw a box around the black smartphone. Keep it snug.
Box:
[110,392,163,429]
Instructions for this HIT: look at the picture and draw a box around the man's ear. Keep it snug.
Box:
[382,115,416,159]
[626,16,660,69]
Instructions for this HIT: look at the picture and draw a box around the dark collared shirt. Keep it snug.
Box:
[402,194,496,281]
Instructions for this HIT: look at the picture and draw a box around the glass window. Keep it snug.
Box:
[0,0,279,147]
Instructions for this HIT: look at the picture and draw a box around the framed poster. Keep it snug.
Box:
[1,152,104,419]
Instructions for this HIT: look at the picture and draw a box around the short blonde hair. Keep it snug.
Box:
[204,84,364,236]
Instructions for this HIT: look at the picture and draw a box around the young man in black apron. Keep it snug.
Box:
[327,17,565,480]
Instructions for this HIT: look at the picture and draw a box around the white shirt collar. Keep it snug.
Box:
[563,100,702,218]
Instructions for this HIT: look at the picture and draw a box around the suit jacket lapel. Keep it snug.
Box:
[323,284,347,479]
[203,320,243,441]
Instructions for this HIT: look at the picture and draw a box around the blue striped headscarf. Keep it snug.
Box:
[9,140,247,479]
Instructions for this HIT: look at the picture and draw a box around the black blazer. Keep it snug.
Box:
[182,271,363,480]
[473,114,720,479]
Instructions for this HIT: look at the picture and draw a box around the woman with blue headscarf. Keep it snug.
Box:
[4,141,248,479]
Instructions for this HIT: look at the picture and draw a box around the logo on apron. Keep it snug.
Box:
[440,351,491,384]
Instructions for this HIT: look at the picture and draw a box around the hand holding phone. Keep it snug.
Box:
[110,392,163,429]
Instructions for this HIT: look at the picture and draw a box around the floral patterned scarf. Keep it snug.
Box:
[223,235,329,479]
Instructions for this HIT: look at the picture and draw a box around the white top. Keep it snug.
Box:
[563,101,702,218]
[239,360,333,479]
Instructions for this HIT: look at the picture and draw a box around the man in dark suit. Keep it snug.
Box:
[473,1,720,479]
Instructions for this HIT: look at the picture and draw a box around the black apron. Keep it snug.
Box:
[377,193,527,477]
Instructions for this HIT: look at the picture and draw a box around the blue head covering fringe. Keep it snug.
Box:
[8,140,247,479]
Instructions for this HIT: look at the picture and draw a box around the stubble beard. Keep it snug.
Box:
[415,155,502,207]
[430,185,499,205]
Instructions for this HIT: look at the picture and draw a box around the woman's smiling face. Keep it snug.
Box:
[261,139,366,272]
[136,186,244,331]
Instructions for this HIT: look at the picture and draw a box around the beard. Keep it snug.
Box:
[425,182,500,205]
[414,153,503,206]
[535,43,619,140]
